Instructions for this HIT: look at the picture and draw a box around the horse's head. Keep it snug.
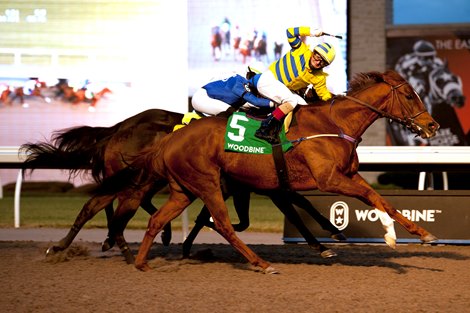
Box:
[382,70,440,139]
[344,70,439,140]
[429,63,466,108]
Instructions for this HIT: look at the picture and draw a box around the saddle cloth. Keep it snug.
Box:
[224,112,292,154]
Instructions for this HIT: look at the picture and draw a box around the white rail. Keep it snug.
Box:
[2,146,470,229]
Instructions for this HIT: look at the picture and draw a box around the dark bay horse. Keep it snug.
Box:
[21,109,344,263]
[21,109,184,262]
[100,70,439,273]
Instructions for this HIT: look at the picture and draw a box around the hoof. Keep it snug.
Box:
[123,251,135,265]
[331,232,347,241]
[263,266,280,274]
[421,233,438,244]
[45,246,59,256]
[135,262,152,272]
[320,249,337,258]
[101,239,113,252]
[384,234,396,249]
[182,249,190,259]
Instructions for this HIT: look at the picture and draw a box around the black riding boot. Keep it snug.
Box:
[255,115,282,144]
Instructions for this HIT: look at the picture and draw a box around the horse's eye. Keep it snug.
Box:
[405,94,413,100]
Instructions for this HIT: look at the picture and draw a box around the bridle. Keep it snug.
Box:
[276,79,429,147]
[341,80,428,133]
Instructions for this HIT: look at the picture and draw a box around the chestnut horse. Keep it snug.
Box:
[21,109,344,263]
[100,70,439,273]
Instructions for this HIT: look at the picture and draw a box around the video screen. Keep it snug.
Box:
[188,0,348,97]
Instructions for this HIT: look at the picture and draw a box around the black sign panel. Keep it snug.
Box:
[283,190,470,244]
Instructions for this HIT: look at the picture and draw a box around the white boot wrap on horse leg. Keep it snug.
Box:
[375,208,397,249]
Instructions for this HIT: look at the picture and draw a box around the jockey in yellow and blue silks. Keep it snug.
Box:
[192,73,274,117]
[254,26,336,144]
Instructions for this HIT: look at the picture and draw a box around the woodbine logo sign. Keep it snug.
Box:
[284,190,470,244]
[330,200,442,230]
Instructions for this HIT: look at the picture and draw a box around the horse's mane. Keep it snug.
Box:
[347,71,384,94]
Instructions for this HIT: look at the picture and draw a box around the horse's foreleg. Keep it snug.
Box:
[231,188,250,232]
[321,173,437,246]
[269,192,336,258]
[346,173,437,245]
[182,206,211,258]
[374,208,397,249]
[46,194,116,255]
[375,196,437,243]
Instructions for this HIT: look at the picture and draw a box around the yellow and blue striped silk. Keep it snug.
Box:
[268,26,331,101]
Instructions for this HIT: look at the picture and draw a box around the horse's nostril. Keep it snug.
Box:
[430,122,440,131]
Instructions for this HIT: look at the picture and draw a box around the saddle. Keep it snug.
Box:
[174,107,294,133]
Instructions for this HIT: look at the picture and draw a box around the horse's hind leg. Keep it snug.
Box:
[269,191,336,258]
[46,194,116,255]
[136,186,194,271]
[106,190,150,264]
[101,203,116,251]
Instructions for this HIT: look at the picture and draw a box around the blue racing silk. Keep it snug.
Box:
[203,74,272,108]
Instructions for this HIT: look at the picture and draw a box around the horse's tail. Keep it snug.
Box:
[20,142,89,180]
[52,125,118,182]
[21,123,122,182]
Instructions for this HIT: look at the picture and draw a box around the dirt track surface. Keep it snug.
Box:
[1,237,470,313]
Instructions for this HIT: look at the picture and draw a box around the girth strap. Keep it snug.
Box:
[271,143,291,192]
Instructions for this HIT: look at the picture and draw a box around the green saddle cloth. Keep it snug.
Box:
[224,112,293,154]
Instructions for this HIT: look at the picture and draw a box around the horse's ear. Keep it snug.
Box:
[383,70,402,84]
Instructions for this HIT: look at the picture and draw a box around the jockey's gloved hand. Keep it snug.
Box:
[311,28,323,37]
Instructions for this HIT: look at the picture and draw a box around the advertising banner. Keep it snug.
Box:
[386,30,470,146]
[283,190,470,244]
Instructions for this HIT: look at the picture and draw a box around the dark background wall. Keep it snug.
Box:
[349,0,389,146]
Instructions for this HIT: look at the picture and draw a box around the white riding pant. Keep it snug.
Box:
[191,88,230,116]
[256,71,307,108]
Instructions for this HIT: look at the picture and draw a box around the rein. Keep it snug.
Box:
[274,79,427,147]
[273,133,357,148]
[343,81,427,130]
